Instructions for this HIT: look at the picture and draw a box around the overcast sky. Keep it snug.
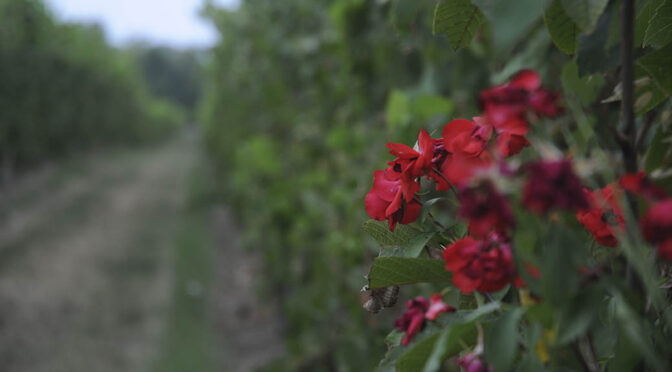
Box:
[45,0,238,48]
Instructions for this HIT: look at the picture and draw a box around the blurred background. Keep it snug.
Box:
[0,0,572,371]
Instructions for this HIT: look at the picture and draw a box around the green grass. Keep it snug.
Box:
[152,163,220,372]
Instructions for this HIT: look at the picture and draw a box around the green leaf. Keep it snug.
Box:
[422,323,478,372]
[380,231,436,258]
[396,332,442,372]
[560,0,609,32]
[516,353,547,372]
[645,123,672,174]
[635,0,665,46]
[544,0,579,55]
[636,42,672,96]
[576,7,620,76]
[612,294,670,371]
[484,308,525,372]
[539,225,585,307]
[644,0,672,47]
[386,90,412,128]
[405,232,437,258]
[561,60,605,105]
[472,0,549,55]
[432,0,485,51]
[555,284,603,345]
[397,306,500,372]
[363,220,417,248]
[411,94,454,122]
[368,257,451,288]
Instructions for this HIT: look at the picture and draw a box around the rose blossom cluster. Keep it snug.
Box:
[367,70,567,295]
[574,170,671,260]
[369,70,672,352]
[365,70,563,233]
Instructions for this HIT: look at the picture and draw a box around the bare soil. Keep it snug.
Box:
[0,135,284,372]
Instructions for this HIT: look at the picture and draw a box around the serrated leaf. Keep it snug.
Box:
[544,0,579,54]
[404,232,437,257]
[379,232,436,258]
[484,308,525,372]
[560,0,609,32]
[644,0,672,47]
[368,257,451,288]
[363,220,416,248]
[432,0,485,51]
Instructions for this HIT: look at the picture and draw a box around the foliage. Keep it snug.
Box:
[201,0,672,370]
[0,0,184,181]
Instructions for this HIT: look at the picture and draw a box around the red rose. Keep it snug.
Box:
[386,129,435,179]
[458,181,514,237]
[443,233,516,294]
[440,119,493,186]
[365,170,420,231]
[522,160,589,214]
[394,297,429,346]
[478,70,562,158]
[619,171,667,200]
[576,184,625,247]
[640,199,672,261]
[479,69,562,125]
[425,293,455,320]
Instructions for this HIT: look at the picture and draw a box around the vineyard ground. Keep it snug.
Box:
[0,132,283,372]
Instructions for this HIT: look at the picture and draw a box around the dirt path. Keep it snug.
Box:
[0,137,196,372]
[0,134,285,372]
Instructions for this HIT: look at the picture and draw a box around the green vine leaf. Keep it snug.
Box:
[544,0,579,55]
[432,0,485,51]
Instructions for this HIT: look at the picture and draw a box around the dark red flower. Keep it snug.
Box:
[394,297,429,346]
[619,171,667,200]
[576,184,625,247]
[365,170,420,231]
[479,69,562,125]
[458,181,514,237]
[478,70,561,158]
[522,160,589,214]
[443,233,516,294]
[425,294,455,320]
[456,353,494,372]
[440,119,493,186]
[386,129,436,180]
[640,199,672,261]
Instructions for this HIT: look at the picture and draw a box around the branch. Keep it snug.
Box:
[619,0,637,175]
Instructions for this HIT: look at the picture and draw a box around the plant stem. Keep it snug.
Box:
[619,0,636,175]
